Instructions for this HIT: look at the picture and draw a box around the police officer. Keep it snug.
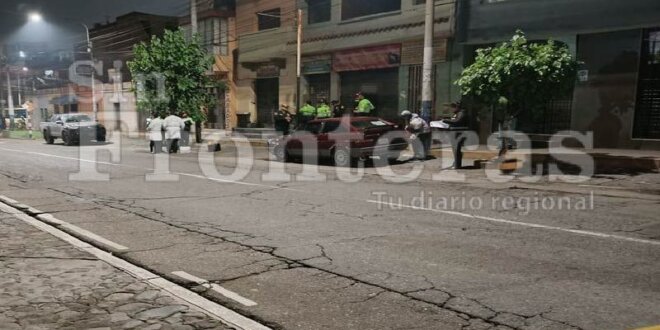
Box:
[299,100,317,126]
[354,92,375,116]
[316,99,332,119]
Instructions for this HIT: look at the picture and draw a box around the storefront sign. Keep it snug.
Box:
[256,64,280,78]
[303,59,332,75]
[333,44,401,72]
[400,38,448,65]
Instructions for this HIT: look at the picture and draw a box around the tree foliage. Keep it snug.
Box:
[128,29,219,122]
[456,31,579,124]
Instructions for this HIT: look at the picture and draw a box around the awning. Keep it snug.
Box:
[50,95,78,106]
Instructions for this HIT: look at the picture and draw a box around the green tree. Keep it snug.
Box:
[128,29,220,136]
[456,31,579,141]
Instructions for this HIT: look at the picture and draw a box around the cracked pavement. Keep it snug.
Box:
[0,208,234,330]
[0,139,659,329]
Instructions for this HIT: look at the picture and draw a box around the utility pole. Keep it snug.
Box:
[17,73,22,106]
[191,0,198,35]
[6,70,14,129]
[191,0,203,143]
[80,23,98,122]
[421,0,434,122]
[296,9,303,115]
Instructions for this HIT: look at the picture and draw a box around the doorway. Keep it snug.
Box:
[306,74,331,105]
[255,78,279,127]
[633,28,660,139]
[339,68,399,120]
[207,87,226,129]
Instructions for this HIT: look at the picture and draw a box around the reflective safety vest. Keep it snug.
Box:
[300,104,316,117]
[316,104,332,118]
[356,99,375,114]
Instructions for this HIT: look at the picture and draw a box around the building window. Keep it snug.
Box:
[199,18,216,53]
[219,18,228,56]
[633,28,660,139]
[258,8,281,30]
[308,0,331,24]
[193,18,228,56]
[214,0,235,11]
[648,30,660,65]
[341,0,400,20]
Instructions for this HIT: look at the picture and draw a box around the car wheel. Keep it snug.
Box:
[62,130,74,146]
[333,146,352,167]
[97,128,106,142]
[44,130,55,144]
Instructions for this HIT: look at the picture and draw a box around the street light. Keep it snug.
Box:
[26,12,98,121]
[28,12,42,22]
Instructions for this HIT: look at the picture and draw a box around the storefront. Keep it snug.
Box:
[254,64,280,127]
[303,56,332,105]
[206,86,226,129]
[399,38,448,118]
[573,27,660,148]
[459,0,660,149]
[334,44,401,120]
[633,28,660,140]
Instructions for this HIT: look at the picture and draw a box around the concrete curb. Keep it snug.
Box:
[429,149,660,173]
[0,197,272,330]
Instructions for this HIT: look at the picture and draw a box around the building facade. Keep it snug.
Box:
[236,0,458,128]
[459,0,660,150]
[180,0,238,130]
[88,12,179,132]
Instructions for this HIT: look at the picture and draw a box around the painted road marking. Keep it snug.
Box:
[0,200,270,330]
[0,146,302,192]
[633,326,660,330]
[58,219,130,252]
[367,200,660,247]
[2,146,659,248]
[172,271,258,307]
[0,195,19,205]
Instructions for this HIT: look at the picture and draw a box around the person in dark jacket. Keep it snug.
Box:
[331,100,345,117]
[274,104,293,136]
[442,102,470,169]
[181,112,194,147]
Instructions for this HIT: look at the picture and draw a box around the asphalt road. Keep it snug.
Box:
[0,137,658,330]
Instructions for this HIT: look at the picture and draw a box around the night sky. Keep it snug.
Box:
[1,0,188,48]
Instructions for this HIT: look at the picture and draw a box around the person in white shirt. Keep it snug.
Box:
[147,113,164,154]
[401,110,431,161]
[163,111,185,154]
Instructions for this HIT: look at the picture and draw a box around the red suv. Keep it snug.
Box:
[269,116,409,166]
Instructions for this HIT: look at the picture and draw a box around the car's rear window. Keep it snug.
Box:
[351,120,390,130]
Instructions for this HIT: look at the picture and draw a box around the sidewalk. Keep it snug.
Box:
[430,147,660,173]
[96,130,660,173]
[0,208,234,330]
